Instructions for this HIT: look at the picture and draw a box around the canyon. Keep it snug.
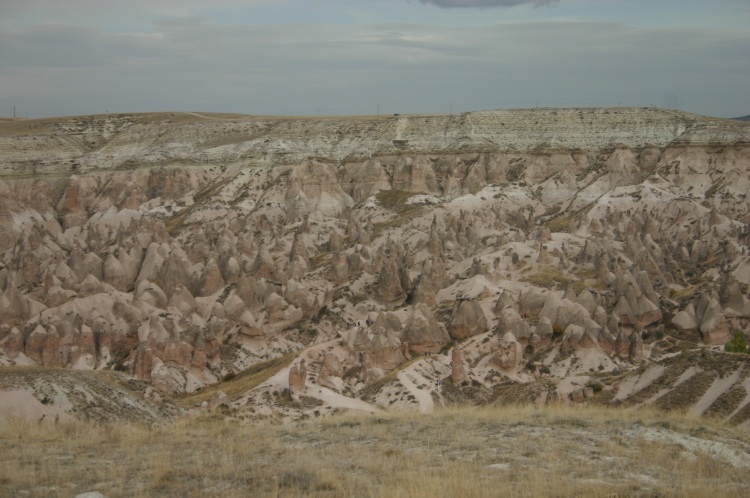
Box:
[1,108,749,425]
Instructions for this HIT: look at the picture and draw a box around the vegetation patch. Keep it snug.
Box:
[653,370,716,412]
[545,214,573,233]
[703,384,748,420]
[372,189,425,234]
[506,160,526,182]
[375,189,421,214]
[724,332,748,354]
[521,265,574,289]
[2,404,748,498]
[181,351,297,405]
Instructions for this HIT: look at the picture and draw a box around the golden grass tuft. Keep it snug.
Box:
[521,265,574,289]
[371,190,426,234]
[545,214,574,233]
[181,351,297,405]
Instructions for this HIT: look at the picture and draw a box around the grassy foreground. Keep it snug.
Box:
[1,405,749,497]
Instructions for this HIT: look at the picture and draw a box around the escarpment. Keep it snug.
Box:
[2,108,750,425]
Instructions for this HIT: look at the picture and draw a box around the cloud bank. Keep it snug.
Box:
[1,18,747,118]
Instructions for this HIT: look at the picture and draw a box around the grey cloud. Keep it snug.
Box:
[0,23,164,69]
[418,0,559,8]
[0,20,747,118]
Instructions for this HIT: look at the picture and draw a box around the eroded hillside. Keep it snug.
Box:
[1,108,749,424]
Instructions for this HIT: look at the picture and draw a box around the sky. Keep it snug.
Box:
[0,0,748,118]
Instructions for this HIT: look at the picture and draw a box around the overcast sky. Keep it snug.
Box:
[1,0,748,118]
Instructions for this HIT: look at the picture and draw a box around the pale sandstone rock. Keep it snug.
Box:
[629,331,644,363]
[375,250,406,306]
[451,347,468,385]
[329,252,350,285]
[349,313,405,371]
[672,304,698,333]
[615,330,631,360]
[698,298,731,345]
[401,304,449,354]
[494,289,518,314]
[318,353,344,390]
[490,332,524,374]
[450,299,488,340]
[168,286,197,314]
[199,259,226,296]
[495,307,531,344]
[2,327,23,359]
[289,359,307,400]
[561,324,585,355]
[103,254,130,292]
[720,273,750,318]
[150,357,184,394]
[412,271,438,307]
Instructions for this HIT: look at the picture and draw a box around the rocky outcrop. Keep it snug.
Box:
[451,347,468,385]
[720,274,750,318]
[450,299,488,340]
[401,304,450,354]
[490,332,524,375]
[348,313,405,371]
[375,242,407,306]
[673,293,732,345]
[289,359,307,400]
[318,353,344,390]
[495,308,531,345]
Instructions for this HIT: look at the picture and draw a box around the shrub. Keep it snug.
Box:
[724,333,748,354]
[552,323,564,339]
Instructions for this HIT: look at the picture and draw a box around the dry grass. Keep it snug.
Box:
[370,190,426,234]
[1,404,748,497]
[545,214,574,233]
[181,352,297,405]
[521,265,574,289]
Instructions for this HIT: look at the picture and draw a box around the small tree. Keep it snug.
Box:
[724,332,748,353]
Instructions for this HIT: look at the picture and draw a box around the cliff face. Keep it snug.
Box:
[1,108,747,174]
[1,108,750,422]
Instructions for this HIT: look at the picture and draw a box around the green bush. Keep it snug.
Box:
[724,333,748,354]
